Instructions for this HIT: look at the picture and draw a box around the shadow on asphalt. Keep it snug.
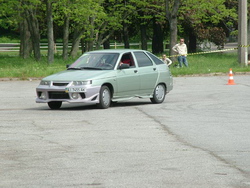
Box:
[31,101,153,111]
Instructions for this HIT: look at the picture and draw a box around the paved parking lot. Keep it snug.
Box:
[0,75,250,188]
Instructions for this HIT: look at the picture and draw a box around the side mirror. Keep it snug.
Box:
[119,63,130,69]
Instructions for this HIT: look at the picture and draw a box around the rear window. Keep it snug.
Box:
[134,52,153,67]
[146,52,164,65]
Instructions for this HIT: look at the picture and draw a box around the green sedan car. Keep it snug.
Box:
[36,49,173,109]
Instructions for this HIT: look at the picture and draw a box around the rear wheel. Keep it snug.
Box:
[97,86,111,109]
[48,101,62,109]
[150,84,166,104]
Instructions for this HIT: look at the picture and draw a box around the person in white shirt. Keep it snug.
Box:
[172,38,188,67]
[161,54,172,67]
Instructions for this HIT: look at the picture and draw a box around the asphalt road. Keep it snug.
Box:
[0,75,250,188]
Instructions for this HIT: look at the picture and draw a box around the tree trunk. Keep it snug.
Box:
[166,0,180,59]
[140,24,147,50]
[103,39,110,49]
[25,9,41,61]
[63,16,70,60]
[87,39,94,52]
[46,0,54,64]
[85,16,95,52]
[95,36,102,50]
[152,17,163,54]
[188,32,196,53]
[100,31,111,49]
[123,22,130,49]
[169,16,178,57]
[19,18,32,59]
[100,30,114,49]
[81,38,86,54]
[95,21,108,50]
[70,29,84,58]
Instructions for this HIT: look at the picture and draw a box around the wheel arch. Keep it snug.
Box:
[101,83,114,98]
[156,82,167,93]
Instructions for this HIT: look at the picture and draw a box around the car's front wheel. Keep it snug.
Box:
[97,86,111,109]
[150,84,166,104]
[48,101,62,109]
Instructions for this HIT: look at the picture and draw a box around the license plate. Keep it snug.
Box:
[65,88,85,93]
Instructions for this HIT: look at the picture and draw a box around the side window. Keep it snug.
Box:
[134,52,153,67]
[121,53,135,67]
[146,52,164,65]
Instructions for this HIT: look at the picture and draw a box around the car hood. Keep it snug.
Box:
[42,70,115,81]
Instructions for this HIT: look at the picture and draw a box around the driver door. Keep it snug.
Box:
[114,53,140,98]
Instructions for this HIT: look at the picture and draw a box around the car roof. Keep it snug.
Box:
[86,49,148,54]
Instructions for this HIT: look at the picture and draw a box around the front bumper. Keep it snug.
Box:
[36,83,101,104]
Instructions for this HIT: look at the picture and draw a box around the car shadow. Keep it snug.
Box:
[31,101,152,111]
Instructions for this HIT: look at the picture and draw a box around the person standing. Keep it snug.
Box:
[161,54,172,67]
[172,38,188,67]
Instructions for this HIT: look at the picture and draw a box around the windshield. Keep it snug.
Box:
[68,53,119,70]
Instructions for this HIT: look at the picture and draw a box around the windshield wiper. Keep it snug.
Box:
[67,67,81,70]
[67,67,103,70]
[81,67,103,70]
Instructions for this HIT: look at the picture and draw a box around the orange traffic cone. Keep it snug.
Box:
[227,68,235,85]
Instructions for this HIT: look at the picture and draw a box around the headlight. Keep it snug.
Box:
[40,80,51,85]
[73,80,92,86]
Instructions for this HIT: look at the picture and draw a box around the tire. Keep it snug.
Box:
[48,101,62,109]
[97,86,111,109]
[150,84,166,104]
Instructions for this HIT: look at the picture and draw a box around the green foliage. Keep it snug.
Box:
[0,0,20,29]
[0,52,249,79]
[0,0,240,60]
[209,27,226,48]
[194,26,226,49]
[179,0,237,47]
[0,54,77,79]
[180,0,237,24]
[170,52,250,76]
[0,36,19,43]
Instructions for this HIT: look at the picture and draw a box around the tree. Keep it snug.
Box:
[179,0,237,52]
[135,0,157,50]
[19,17,32,58]
[62,16,70,60]
[152,17,164,54]
[22,0,42,61]
[0,0,32,58]
[165,0,181,57]
[106,0,137,49]
[151,1,167,54]
[69,1,99,55]
[53,0,72,60]
[46,0,54,63]
[0,0,239,59]
[54,0,111,56]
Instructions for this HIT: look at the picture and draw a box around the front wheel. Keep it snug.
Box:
[48,101,62,109]
[150,84,166,104]
[97,86,111,109]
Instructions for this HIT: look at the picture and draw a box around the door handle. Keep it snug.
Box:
[153,68,156,71]
[134,70,138,73]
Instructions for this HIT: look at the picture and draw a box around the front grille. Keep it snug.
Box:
[48,91,70,99]
[53,82,69,86]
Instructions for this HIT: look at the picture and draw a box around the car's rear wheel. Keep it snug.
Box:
[48,101,62,109]
[150,84,166,104]
[97,86,111,109]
